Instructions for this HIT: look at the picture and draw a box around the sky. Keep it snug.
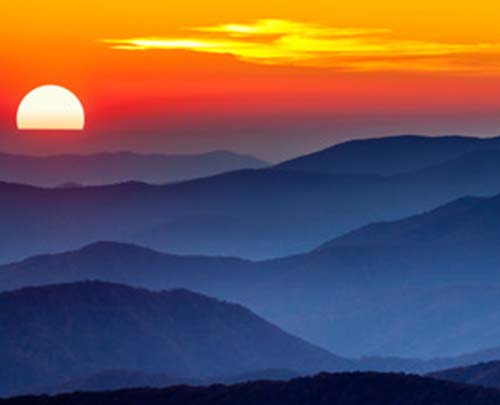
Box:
[2,0,500,160]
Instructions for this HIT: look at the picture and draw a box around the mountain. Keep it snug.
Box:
[277,134,500,175]
[41,369,301,395]
[5,144,500,262]
[40,370,199,395]
[4,373,500,404]
[0,241,254,294]
[0,282,353,397]
[4,136,500,263]
[321,190,500,255]
[429,361,500,389]
[298,192,500,357]
[5,135,500,358]
[5,238,500,360]
[0,151,269,187]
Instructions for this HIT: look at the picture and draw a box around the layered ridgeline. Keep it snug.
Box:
[3,135,500,262]
[41,369,302,396]
[4,373,500,405]
[277,134,500,175]
[0,151,269,187]
[429,361,500,389]
[0,282,353,397]
[5,191,500,359]
[41,371,198,396]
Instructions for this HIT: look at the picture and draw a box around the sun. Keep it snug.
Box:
[17,85,85,131]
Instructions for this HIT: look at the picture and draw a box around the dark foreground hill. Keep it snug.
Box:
[429,361,500,389]
[0,282,352,397]
[0,151,269,187]
[4,373,500,405]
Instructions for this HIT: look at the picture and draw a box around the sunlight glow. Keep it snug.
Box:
[104,19,500,74]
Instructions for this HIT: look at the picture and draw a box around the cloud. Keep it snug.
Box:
[103,19,500,74]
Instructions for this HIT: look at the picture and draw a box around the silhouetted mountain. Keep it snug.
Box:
[277,134,500,175]
[429,361,500,389]
[0,282,353,397]
[0,151,269,187]
[4,372,500,404]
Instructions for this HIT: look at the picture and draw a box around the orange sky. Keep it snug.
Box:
[2,1,500,159]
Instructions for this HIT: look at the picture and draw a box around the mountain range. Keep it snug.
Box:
[4,134,500,400]
[40,369,302,396]
[4,136,500,262]
[4,181,500,358]
[3,135,500,357]
[0,150,269,187]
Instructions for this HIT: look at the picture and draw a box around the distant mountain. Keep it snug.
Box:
[448,346,500,370]
[4,372,500,405]
[4,136,500,359]
[321,190,500,253]
[41,369,301,395]
[0,282,353,397]
[40,370,199,395]
[0,151,269,187]
[5,146,500,262]
[429,361,500,389]
[0,241,254,294]
[277,134,500,175]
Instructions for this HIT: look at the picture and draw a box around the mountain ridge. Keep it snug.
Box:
[0,281,353,397]
[429,361,500,389]
[277,134,500,175]
[0,150,269,187]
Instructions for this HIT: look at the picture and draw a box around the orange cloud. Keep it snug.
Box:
[103,19,500,74]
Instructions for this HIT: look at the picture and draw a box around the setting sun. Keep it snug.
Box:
[17,85,85,131]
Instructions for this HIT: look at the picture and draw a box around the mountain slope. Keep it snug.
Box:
[321,191,500,251]
[429,361,500,389]
[4,373,500,404]
[277,134,500,175]
[0,282,352,397]
[0,241,254,294]
[0,151,269,187]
